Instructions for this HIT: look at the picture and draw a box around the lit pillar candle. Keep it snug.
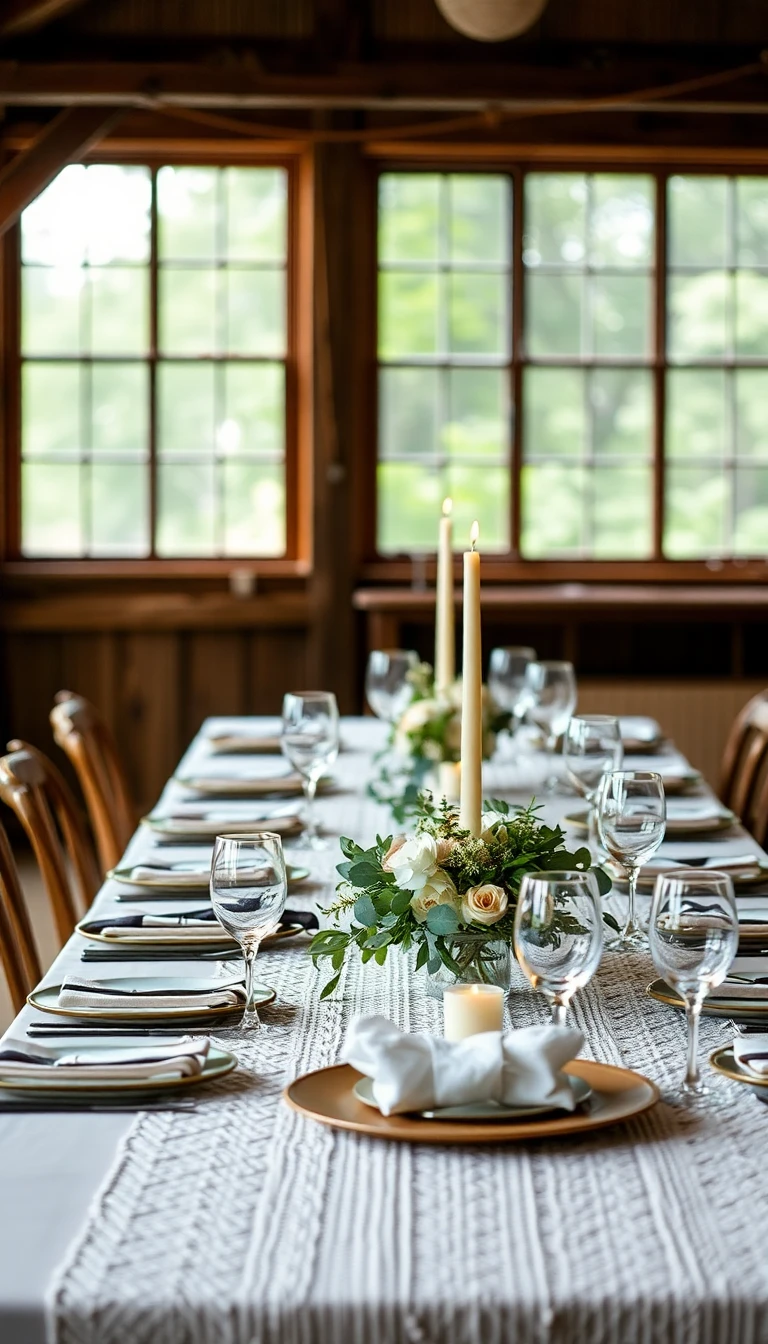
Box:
[435,497,455,698]
[459,521,482,836]
[443,984,504,1041]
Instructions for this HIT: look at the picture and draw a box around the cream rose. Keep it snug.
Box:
[382,835,406,871]
[410,869,461,923]
[461,882,508,927]
[435,837,455,864]
[386,833,438,892]
[480,810,508,843]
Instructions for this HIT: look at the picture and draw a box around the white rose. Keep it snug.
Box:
[480,810,508,843]
[398,699,439,735]
[410,869,461,923]
[386,833,439,892]
[461,882,508,927]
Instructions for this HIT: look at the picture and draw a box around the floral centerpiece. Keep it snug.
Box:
[371,661,509,822]
[310,796,614,999]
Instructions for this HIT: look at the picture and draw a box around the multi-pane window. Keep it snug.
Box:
[19,162,289,558]
[377,173,512,552]
[375,168,768,561]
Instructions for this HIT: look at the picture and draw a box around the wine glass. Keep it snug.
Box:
[365,650,419,722]
[524,660,577,792]
[598,770,666,948]
[488,646,537,737]
[514,870,604,1026]
[649,871,738,1099]
[210,832,287,1034]
[281,691,340,850]
[563,715,623,857]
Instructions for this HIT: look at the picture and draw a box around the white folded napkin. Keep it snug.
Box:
[58,977,246,1012]
[343,1015,583,1116]
[0,1036,210,1082]
[208,733,282,755]
[640,854,764,882]
[709,976,768,1001]
[620,716,661,743]
[733,1034,768,1077]
[128,866,211,886]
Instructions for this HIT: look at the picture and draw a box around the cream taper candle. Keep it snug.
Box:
[459,521,482,836]
[435,497,454,698]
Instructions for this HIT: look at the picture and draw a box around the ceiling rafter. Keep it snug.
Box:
[0,0,91,38]
[0,102,121,235]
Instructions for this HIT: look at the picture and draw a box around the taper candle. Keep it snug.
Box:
[435,497,454,698]
[459,521,482,836]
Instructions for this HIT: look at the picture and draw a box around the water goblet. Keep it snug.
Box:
[365,650,419,723]
[598,770,666,948]
[488,646,537,738]
[210,832,287,1034]
[524,660,577,792]
[563,715,623,857]
[514,870,604,1026]
[649,871,738,1099]
[281,691,340,850]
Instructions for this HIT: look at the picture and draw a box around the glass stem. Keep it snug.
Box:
[303,775,318,841]
[684,997,702,1093]
[587,800,600,859]
[623,866,641,941]
[549,997,567,1028]
[242,945,262,1031]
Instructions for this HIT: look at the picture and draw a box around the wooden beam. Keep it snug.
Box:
[0,103,122,234]
[0,0,89,37]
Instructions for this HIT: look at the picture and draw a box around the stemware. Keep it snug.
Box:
[487,646,537,736]
[514,870,604,1025]
[649,871,738,1099]
[365,650,419,723]
[598,770,666,948]
[281,691,340,850]
[563,715,623,856]
[524,660,577,792]
[210,832,287,1033]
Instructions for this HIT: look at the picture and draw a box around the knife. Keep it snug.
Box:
[0,1098,197,1113]
[80,949,239,962]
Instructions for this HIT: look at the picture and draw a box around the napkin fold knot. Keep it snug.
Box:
[343,1015,583,1116]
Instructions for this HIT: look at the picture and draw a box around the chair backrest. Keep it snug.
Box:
[50,691,135,874]
[720,690,768,838]
[0,819,42,1014]
[0,742,100,944]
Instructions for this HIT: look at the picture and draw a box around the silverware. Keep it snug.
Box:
[26,1023,213,1038]
[0,1098,198,1113]
[81,949,238,963]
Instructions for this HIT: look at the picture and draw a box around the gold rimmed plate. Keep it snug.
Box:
[283,1060,658,1144]
[0,1045,237,1097]
[29,977,276,1022]
[646,978,768,1019]
[108,863,311,892]
[352,1073,592,1120]
[709,1043,768,1091]
[76,919,307,950]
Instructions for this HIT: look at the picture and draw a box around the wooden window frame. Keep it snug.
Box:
[360,142,768,585]
[0,139,314,579]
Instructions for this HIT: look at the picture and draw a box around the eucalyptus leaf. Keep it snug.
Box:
[426,904,460,936]
[353,894,378,927]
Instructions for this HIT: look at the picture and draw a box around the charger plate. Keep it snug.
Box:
[647,978,768,1019]
[283,1060,658,1144]
[108,862,310,891]
[709,1044,768,1091]
[76,920,307,949]
[0,1045,236,1097]
[29,978,276,1022]
[566,809,735,838]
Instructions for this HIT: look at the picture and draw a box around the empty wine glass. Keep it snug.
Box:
[563,715,623,857]
[649,871,738,1099]
[281,691,340,850]
[524,660,577,792]
[514,870,604,1025]
[210,832,287,1033]
[598,770,666,948]
[365,650,419,722]
[488,646,537,736]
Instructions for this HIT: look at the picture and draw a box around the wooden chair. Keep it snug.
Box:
[50,691,135,874]
[0,819,42,1014]
[720,690,768,843]
[0,742,100,945]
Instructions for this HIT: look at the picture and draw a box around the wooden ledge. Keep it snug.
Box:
[353,584,768,617]
[0,590,311,632]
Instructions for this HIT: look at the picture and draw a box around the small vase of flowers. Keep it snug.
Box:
[310,795,614,999]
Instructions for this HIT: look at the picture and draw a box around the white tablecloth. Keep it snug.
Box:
[3,718,768,1344]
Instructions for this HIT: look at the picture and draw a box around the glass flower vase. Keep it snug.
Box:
[425,931,512,998]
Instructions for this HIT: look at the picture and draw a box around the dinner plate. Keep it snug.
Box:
[76,919,307,949]
[141,814,304,841]
[29,978,276,1022]
[708,1044,768,1091]
[566,808,735,837]
[646,978,768,1019]
[108,862,311,891]
[176,773,304,798]
[0,1045,237,1097]
[207,735,282,755]
[283,1061,659,1143]
[352,1073,592,1119]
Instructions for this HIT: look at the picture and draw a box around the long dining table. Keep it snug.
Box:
[3,716,768,1344]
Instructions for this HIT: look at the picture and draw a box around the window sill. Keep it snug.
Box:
[0,558,312,581]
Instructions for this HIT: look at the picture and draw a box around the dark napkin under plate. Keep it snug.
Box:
[81,907,319,936]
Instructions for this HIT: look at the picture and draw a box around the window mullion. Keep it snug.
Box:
[149,167,158,559]
[654,169,668,560]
